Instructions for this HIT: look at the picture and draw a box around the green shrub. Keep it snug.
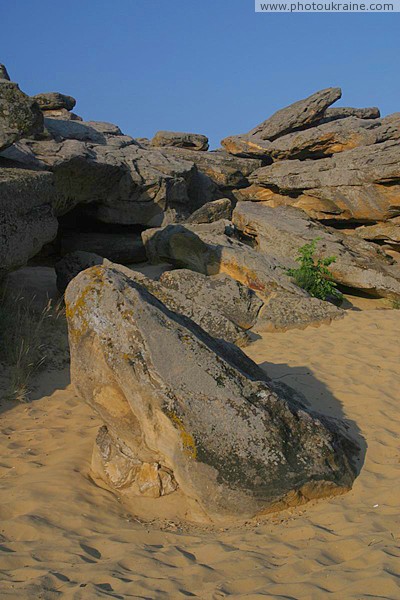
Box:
[286,238,343,303]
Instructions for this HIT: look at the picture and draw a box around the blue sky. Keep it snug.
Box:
[1,1,399,148]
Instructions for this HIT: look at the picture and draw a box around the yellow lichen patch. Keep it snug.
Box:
[65,266,107,340]
[167,411,197,459]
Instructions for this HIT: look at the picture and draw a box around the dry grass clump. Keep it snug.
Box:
[0,285,69,402]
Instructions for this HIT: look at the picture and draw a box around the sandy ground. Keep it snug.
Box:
[0,269,399,599]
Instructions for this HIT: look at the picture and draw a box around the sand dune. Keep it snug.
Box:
[0,294,399,599]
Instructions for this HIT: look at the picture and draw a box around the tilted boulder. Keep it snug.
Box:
[142,221,344,330]
[0,79,43,152]
[233,202,400,299]
[247,87,342,141]
[32,92,77,112]
[151,131,209,151]
[0,166,58,277]
[249,139,400,223]
[65,265,357,523]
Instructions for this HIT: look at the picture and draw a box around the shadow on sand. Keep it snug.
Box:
[258,360,367,476]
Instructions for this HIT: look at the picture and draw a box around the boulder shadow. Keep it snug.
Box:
[258,360,367,477]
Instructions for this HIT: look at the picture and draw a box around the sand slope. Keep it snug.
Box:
[0,302,399,599]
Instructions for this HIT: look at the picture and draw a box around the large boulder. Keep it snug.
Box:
[65,264,357,523]
[249,139,400,223]
[151,131,209,151]
[142,221,344,330]
[0,79,43,152]
[233,202,400,299]
[247,87,342,141]
[0,166,58,277]
[32,92,76,112]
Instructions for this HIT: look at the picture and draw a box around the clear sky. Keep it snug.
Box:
[1,1,399,148]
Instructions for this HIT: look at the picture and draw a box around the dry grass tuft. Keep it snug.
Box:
[0,285,68,402]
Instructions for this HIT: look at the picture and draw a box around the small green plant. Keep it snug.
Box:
[286,238,343,303]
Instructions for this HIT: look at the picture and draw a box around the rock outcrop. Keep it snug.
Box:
[142,221,344,329]
[248,140,400,223]
[32,92,77,112]
[0,166,58,276]
[186,198,233,224]
[232,202,400,299]
[247,87,342,141]
[0,78,43,152]
[65,264,357,523]
[151,131,209,151]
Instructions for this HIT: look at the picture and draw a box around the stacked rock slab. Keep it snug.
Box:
[247,139,400,223]
[232,202,400,299]
[65,264,357,523]
[142,220,344,330]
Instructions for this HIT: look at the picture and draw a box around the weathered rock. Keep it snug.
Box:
[1,136,199,225]
[159,147,263,189]
[186,198,232,224]
[224,114,400,161]
[250,140,400,223]
[57,254,256,345]
[256,291,343,332]
[32,92,76,112]
[65,264,357,522]
[159,268,263,331]
[142,222,344,330]
[248,88,342,141]
[354,217,400,250]
[151,131,209,151]
[41,108,83,121]
[321,106,380,123]
[59,231,146,264]
[0,64,10,81]
[0,166,58,276]
[55,251,105,294]
[0,80,43,151]
[233,202,400,299]
[221,135,273,159]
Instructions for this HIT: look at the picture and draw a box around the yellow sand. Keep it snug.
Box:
[0,295,399,598]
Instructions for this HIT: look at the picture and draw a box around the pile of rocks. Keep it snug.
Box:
[2,65,400,522]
